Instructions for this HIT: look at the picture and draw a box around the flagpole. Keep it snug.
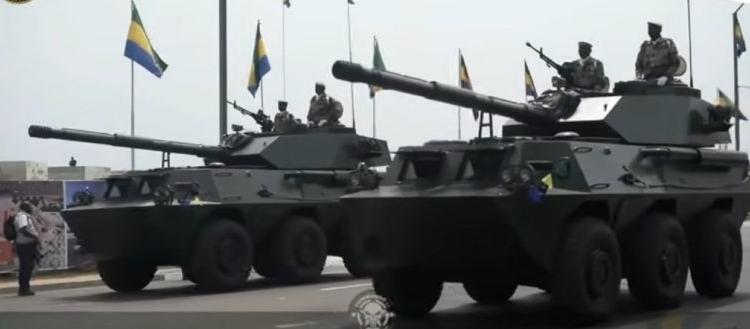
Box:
[735,4,744,151]
[373,95,376,138]
[282,2,287,100]
[347,0,356,129]
[261,81,265,109]
[219,0,227,140]
[130,60,135,171]
[687,0,694,88]
[457,49,462,140]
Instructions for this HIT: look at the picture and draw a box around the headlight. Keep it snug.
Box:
[499,165,537,189]
[518,167,533,184]
[501,168,514,184]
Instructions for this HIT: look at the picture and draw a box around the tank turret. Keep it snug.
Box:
[28,123,390,170]
[332,60,736,147]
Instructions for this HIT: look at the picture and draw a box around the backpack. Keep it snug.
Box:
[3,216,17,241]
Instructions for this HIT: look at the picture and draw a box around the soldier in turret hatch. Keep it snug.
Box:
[273,100,296,132]
[568,41,607,92]
[635,22,681,86]
[307,82,343,126]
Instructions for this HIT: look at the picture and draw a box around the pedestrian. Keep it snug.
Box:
[14,202,39,296]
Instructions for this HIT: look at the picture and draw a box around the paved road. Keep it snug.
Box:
[1,227,750,329]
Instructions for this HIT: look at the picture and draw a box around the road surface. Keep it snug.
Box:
[1,227,749,329]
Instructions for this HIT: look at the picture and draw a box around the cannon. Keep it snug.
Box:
[27,118,391,293]
[29,125,228,159]
[331,60,750,326]
[332,60,736,147]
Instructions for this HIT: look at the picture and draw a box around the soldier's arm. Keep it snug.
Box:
[596,61,606,89]
[307,99,315,121]
[635,42,646,75]
[665,39,680,78]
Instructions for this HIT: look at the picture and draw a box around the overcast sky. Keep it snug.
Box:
[1,0,750,170]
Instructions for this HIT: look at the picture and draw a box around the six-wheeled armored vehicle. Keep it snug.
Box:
[331,60,750,325]
[27,119,390,293]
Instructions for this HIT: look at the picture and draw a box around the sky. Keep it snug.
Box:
[1,0,750,171]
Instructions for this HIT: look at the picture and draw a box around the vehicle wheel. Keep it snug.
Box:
[373,269,442,317]
[189,219,253,292]
[341,221,370,278]
[624,212,688,310]
[551,217,621,325]
[181,266,195,282]
[463,278,517,305]
[267,216,328,284]
[253,248,279,279]
[97,259,156,292]
[687,209,743,298]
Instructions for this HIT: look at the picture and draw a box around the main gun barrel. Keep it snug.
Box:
[331,60,555,125]
[28,125,228,158]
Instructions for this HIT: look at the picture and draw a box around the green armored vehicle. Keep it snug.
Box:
[331,60,750,325]
[27,114,390,293]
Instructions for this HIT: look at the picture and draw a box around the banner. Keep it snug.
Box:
[0,180,107,273]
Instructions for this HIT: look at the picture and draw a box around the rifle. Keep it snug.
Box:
[525,42,575,87]
[227,100,275,132]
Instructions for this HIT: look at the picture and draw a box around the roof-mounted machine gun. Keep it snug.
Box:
[227,100,275,133]
[525,42,578,90]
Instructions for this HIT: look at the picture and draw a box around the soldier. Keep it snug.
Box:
[568,41,607,92]
[635,22,681,85]
[273,100,296,132]
[307,82,343,126]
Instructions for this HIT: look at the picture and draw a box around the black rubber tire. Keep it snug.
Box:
[373,269,443,317]
[189,219,253,292]
[181,266,194,282]
[687,209,743,298]
[97,259,156,293]
[343,255,369,278]
[624,212,689,310]
[341,220,370,278]
[551,217,621,326]
[266,216,328,284]
[463,279,517,305]
[253,248,279,279]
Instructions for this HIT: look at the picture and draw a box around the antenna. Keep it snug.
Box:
[687,0,694,87]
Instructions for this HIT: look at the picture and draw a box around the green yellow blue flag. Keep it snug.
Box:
[459,50,479,120]
[735,14,746,58]
[524,60,537,99]
[542,173,553,189]
[248,21,271,97]
[717,88,747,120]
[124,0,168,78]
[369,36,385,98]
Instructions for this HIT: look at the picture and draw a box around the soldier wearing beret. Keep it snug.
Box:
[273,100,297,132]
[635,22,681,86]
[568,41,608,92]
[307,82,343,127]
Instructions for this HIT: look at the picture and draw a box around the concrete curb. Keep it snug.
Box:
[0,273,168,295]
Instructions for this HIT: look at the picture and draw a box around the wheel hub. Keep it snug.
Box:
[719,236,739,276]
[295,231,320,266]
[588,249,613,298]
[218,239,243,273]
[659,243,682,285]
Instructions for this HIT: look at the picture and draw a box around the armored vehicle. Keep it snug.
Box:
[27,115,390,293]
[331,60,750,325]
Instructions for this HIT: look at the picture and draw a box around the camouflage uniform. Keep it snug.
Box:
[273,111,296,132]
[570,57,606,91]
[307,94,343,126]
[635,37,680,80]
